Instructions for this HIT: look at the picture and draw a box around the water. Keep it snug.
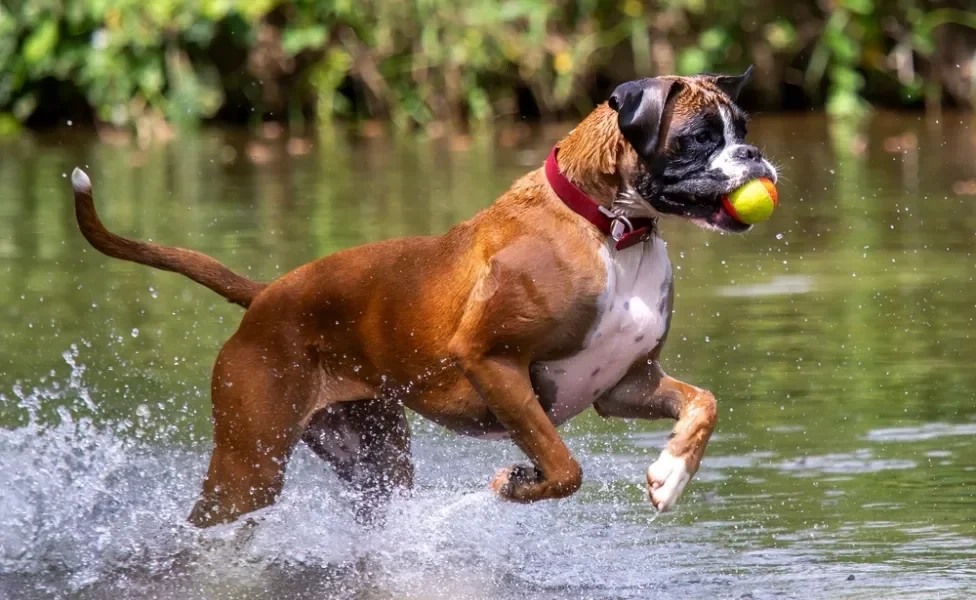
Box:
[1,113,975,599]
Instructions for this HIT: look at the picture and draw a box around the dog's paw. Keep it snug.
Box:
[490,464,542,500]
[646,451,692,512]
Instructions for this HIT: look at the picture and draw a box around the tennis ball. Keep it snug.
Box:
[722,178,778,225]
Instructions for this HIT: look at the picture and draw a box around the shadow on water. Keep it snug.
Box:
[1,112,976,599]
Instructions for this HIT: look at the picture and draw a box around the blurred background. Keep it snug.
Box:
[2,0,976,139]
[2,2,976,600]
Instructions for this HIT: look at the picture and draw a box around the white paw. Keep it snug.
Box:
[646,451,692,512]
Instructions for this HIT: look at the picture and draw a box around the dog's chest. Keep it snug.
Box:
[534,237,673,425]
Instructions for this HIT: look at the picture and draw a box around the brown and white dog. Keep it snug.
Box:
[69,67,777,527]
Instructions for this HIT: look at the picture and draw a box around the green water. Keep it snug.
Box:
[1,113,974,599]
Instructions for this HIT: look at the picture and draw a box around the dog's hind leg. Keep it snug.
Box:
[188,331,318,528]
[302,399,413,525]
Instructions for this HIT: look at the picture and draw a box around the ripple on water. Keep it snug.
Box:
[864,422,976,443]
[773,449,917,475]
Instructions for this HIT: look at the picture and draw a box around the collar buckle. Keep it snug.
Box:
[597,206,633,242]
[609,215,633,242]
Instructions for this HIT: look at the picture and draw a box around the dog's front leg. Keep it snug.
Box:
[448,247,584,502]
[595,360,717,512]
[451,350,583,502]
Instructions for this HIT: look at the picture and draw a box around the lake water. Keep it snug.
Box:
[1,113,975,599]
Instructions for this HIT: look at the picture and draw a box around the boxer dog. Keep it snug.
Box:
[69,67,776,527]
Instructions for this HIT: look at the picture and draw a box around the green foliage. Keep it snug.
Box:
[0,0,974,129]
[0,0,237,128]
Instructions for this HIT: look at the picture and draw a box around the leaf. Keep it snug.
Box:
[826,89,867,118]
[137,60,165,96]
[911,31,935,56]
[829,65,864,91]
[684,0,706,15]
[12,92,37,120]
[841,0,874,17]
[466,85,491,121]
[900,79,923,101]
[23,19,59,66]
[764,21,796,50]
[677,48,709,75]
[700,27,728,52]
[824,29,859,63]
[237,0,276,22]
[282,25,328,56]
[184,21,217,46]
[0,112,21,136]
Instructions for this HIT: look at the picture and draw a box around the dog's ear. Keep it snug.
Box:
[708,65,754,101]
[609,77,679,160]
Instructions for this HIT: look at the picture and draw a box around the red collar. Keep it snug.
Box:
[544,146,655,251]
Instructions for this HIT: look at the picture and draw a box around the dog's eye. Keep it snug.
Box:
[694,130,716,145]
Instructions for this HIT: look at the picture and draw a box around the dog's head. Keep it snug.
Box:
[606,67,776,233]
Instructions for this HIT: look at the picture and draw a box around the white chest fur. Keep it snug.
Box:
[537,237,673,425]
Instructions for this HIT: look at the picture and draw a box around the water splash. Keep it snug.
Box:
[0,348,655,600]
[2,348,974,600]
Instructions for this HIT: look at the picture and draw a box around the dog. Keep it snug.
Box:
[69,67,776,527]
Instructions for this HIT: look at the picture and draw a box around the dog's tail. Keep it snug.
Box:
[70,168,267,309]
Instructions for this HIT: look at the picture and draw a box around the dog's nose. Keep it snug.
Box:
[732,145,762,162]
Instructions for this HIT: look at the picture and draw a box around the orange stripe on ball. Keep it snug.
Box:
[759,178,778,207]
[721,195,742,222]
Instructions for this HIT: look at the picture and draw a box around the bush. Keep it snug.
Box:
[1,0,975,131]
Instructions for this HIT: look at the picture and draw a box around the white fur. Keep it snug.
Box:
[539,236,672,426]
[71,168,91,193]
[647,450,691,512]
[709,106,778,188]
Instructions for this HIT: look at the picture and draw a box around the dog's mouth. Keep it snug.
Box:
[651,192,752,233]
[648,162,778,233]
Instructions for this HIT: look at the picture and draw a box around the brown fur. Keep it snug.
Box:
[71,82,725,526]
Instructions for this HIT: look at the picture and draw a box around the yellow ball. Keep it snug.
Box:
[722,178,778,225]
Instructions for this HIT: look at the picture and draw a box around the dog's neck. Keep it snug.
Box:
[554,105,658,222]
